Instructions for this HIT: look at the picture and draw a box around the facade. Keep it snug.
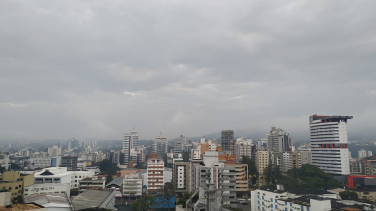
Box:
[34,167,94,191]
[51,157,60,167]
[0,172,34,198]
[225,164,249,195]
[290,151,301,170]
[359,149,373,158]
[24,183,70,197]
[221,130,234,155]
[30,158,52,169]
[47,146,61,157]
[349,159,362,174]
[0,190,11,206]
[299,151,312,165]
[309,115,352,175]
[123,173,143,197]
[147,156,164,194]
[173,160,190,194]
[174,135,187,158]
[60,156,78,171]
[123,128,139,166]
[267,127,293,152]
[155,132,168,160]
[256,151,269,175]
[79,177,106,192]
[364,159,376,175]
[234,137,253,163]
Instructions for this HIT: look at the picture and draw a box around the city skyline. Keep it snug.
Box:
[0,1,375,141]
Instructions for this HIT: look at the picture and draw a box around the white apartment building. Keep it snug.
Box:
[309,115,352,175]
[193,145,201,160]
[147,157,164,194]
[235,137,252,163]
[30,158,51,169]
[208,139,217,151]
[123,173,143,197]
[123,128,138,166]
[33,167,95,191]
[359,149,373,158]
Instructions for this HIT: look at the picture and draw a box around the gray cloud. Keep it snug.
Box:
[0,0,375,141]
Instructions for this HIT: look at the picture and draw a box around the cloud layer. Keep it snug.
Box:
[1,0,375,141]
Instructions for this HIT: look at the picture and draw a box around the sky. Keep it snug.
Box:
[0,1,375,142]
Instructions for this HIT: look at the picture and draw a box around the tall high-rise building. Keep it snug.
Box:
[221,130,234,155]
[309,115,352,175]
[123,128,139,166]
[234,137,253,163]
[174,135,187,158]
[255,151,269,175]
[154,132,168,160]
[266,127,293,152]
[147,154,164,194]
[60,156,78,171]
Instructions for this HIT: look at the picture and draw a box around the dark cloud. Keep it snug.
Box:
[0,0,375,141]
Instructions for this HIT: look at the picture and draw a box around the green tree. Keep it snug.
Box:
[177,192,193,208]
[264,165,283,185]
[340,190,359,200]
[159,182,175,211]
[241,155,259,185]
[132,195,157,211]
[10,163,21,170]
[286,164,341,189]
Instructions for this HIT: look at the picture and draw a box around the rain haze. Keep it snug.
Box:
[0,1,375,142]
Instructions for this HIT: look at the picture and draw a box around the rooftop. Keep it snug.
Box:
[72,190,114,210]
[106,177,124,187]
[279,196,359,211]
[258,188,286,194]
[24,193,70,208]
[286,187,333,195]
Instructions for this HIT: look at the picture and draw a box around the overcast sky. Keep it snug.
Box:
[1,1,375,142]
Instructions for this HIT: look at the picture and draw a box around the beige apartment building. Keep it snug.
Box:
[225,163,249,196]
[255,151,269,175]
[0,171,34,198]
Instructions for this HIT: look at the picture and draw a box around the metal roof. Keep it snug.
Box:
[106,177,124,187]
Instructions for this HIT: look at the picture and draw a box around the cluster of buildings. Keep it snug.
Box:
[251,186,366,211]
[4,114,376,211]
